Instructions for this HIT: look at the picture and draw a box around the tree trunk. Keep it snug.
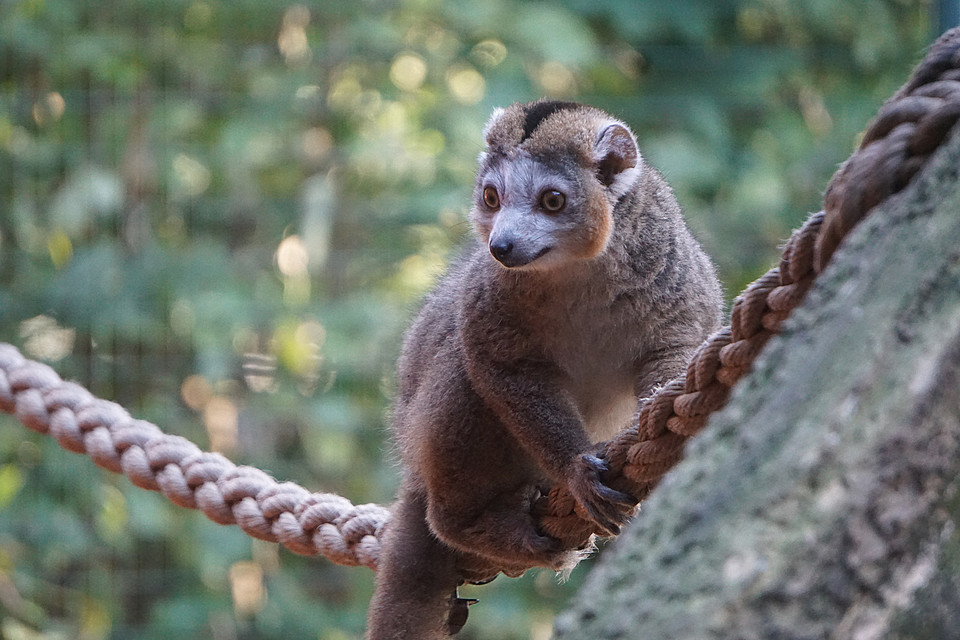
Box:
[554,128,960,640]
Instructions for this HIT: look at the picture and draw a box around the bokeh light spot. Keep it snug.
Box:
[390,52,428,92]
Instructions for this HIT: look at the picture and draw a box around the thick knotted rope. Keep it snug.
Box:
[2,27,960,575]
[0,344,389,568]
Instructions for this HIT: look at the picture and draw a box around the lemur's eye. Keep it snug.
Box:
[482,186,500,210]
[539,190,566,212]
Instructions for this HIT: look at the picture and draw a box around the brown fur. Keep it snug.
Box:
[367,100,723,639]
[578,181,613,258]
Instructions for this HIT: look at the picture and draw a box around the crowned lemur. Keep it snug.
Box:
[366,100,723,639]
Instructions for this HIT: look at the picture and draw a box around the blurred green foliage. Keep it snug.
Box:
[0,0,936,638]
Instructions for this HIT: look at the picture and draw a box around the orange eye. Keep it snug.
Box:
[482,186,500,210]
[539,189,566,212]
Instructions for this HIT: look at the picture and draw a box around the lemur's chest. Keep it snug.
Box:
[537,299,643,442]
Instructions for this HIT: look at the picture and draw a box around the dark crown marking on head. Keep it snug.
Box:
[520,100,580,142]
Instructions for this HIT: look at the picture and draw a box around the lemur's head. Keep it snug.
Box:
[472,100,642,270]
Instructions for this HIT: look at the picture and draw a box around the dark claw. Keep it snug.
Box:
[582,454,635,506]
[581,453,608,473]
[584,500,622,537]
[576,454,637,536]
[597,482,637,507]
[447,592,478,635]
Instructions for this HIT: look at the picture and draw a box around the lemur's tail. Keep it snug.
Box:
[366,484,464,639]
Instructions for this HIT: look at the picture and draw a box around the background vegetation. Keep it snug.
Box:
[0,0,940,638]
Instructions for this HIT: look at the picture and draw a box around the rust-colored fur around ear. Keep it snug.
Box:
[578,184,614,259]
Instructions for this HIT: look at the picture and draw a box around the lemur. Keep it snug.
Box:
[366,100,723,639]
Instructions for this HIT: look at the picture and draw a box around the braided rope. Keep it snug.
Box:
[0,344,389,568]
[2,27,960,575]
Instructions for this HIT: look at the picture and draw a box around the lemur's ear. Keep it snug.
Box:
[594,123,641,197]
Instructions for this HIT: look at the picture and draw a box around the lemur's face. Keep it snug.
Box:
[471,101,642,271]
[472,151,603,269]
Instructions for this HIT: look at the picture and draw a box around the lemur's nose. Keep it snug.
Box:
[489,240,514,264]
